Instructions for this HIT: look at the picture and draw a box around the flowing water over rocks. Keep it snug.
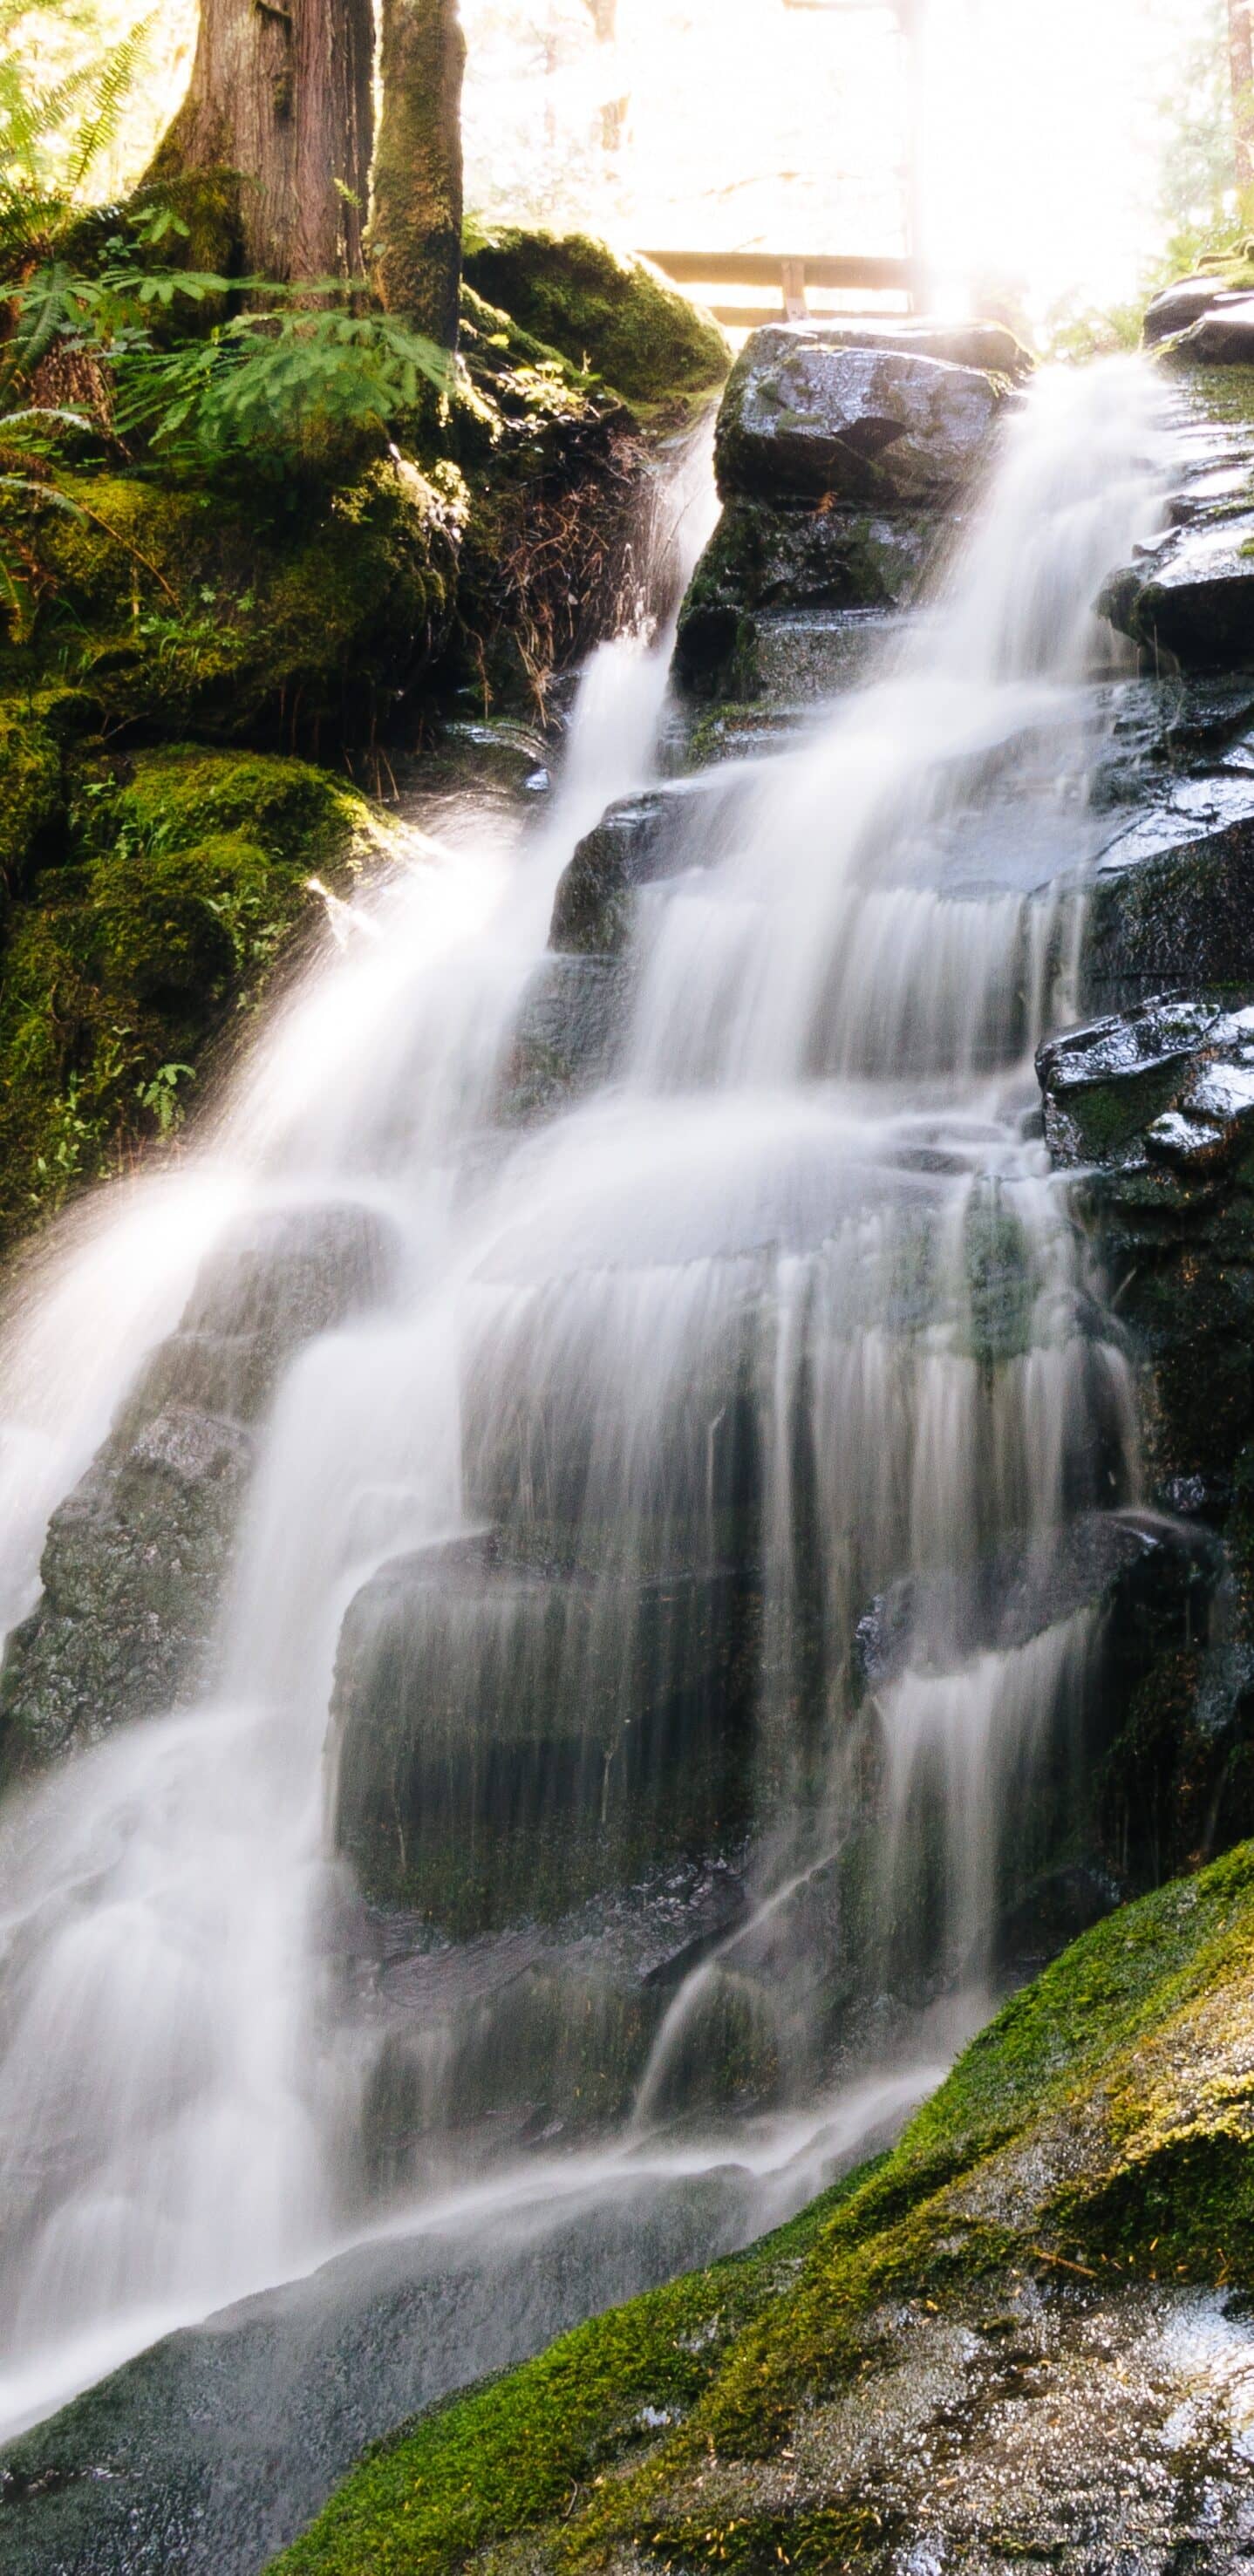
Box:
[0,355,1217,2565]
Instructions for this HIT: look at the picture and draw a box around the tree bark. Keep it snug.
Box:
[147,0,375,282]
[371,0,467,349]
[1232,0,1254,191]
[580,0,627,157]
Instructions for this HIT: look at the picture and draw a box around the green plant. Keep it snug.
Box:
[135,1057,192,1132]
[0,3,154,268]
[111,288,453,470]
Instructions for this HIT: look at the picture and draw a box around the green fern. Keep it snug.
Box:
[0,5,153,265]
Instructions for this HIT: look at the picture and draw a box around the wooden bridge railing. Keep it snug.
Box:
[640,249,924,330]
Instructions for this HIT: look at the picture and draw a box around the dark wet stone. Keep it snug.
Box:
[497,953,627,1119]
[1103,515,1254,670]
[855,1512,1166,1688]
[0,1202,402,1775]
[715,330,1006,508]
[549,790,682,954]
[1172,296,1254,365]
[673,494,932,699]
[331,1537,753,1930]
[1039,998,1254,1172]
[1081,787,1254,1007]
[1142,273,1231,345]
[1039,1000,1254,1509]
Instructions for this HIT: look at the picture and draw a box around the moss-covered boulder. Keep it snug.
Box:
[269,1841,1254,2576]
[7,457,464,747]
[0,746,385,1247]
[462,228,728,410]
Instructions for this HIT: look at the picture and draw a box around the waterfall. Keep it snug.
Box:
[0,364,1162,2445]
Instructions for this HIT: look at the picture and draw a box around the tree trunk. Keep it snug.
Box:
[371,0,467,349]
[1232,0,1254,192]
[581,0,627,157]
[147,0,375,282]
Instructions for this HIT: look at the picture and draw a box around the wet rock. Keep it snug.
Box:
[744,610,899,705]
[0,1405,254,1771]
[1038,1001,1254,1499]
[549,772,745,956]
[331,1537,753,1931]
[0,1201,401,1774]
[497,953,626,1120]
[1170,295,1254,365]
[672,494,932,698]
[715,329,1006,508]
[1142,271,1234,344]
[856,1512,1176,1689]
[780,316,1032,380]
[1103,514,1254,670]
[1101,371,1254,671]
[1082,786,1254,1007]
[1039,998,1254,1169]
[549,790,684,954]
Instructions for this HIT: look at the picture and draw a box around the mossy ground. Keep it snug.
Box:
[269,1840,1254,2575]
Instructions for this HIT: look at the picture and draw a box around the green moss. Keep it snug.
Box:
[268,2176,871,2576]
[269,1843,1254,2575]
[0,698,64,902]
[3,459,464,751]
[463,228,728,412]
[0,746,385,1246]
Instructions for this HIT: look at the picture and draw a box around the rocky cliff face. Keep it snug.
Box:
[256,309,1254,2566]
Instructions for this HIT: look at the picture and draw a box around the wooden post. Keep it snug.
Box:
[897,0,925,310]
[781,257,808,321]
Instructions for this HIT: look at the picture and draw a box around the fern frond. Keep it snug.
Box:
[65,14,154,194]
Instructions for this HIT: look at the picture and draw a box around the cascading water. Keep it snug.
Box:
[0,363,1162,2455]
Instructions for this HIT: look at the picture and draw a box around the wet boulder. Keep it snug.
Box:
[496,954,627,1121]
[0,1200,401,1775]
[1038,1001,1254,1499]
[1142,272,1233,345]
[677,322,1009,705]
[1102,515,1254,670]
[331,1537,753,1932]
[1168,294,1254,365]
[672,494,930,698]
[1081,781,1254,1007]
[715,330,1006,508]
[549,770,746,956]
[1101,369,1254,670]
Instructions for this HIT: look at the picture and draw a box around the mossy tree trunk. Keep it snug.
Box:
[1231,0,1254,191]
[146,0,375,282]
[371,0,467,349]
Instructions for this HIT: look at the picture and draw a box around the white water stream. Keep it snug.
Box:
[0,364,1162,2445]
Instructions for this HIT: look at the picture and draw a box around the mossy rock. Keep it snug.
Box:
[5,457,464,748]
[0,746,385,1248]
[0,697,65,903]
[269,1842,1254,2575]
[462,228,728,410]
